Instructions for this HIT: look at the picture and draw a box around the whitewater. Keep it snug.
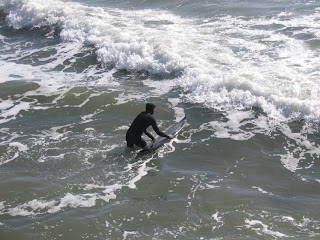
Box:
[1,0,320,239]
[1,0,320,122]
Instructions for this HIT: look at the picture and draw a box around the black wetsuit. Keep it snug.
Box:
[126,111,169,148]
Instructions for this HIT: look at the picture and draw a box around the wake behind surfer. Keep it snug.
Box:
[126,103,174,149]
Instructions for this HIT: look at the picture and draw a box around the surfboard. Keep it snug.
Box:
[138,116,187,155]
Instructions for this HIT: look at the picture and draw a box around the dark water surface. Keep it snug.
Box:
[0,0,320,239]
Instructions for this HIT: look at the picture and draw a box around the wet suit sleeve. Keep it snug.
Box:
[151,118,169,138]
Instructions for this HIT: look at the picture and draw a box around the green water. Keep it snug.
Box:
[1,0,320,238]
[1,80,320,239]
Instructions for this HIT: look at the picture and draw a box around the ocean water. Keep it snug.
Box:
[0,0,320,239]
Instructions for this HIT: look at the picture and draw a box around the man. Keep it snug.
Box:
[126,103,174,149]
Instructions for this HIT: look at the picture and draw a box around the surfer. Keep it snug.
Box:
[126,103,174,149]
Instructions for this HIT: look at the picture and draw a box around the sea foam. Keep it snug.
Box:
[0,0,320,122]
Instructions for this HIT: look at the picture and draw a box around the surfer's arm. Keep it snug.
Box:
[151,122,169,138]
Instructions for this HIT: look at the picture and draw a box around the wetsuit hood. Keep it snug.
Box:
[146,103,156,115]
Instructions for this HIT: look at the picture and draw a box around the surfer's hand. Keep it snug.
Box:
[168,134,174,139]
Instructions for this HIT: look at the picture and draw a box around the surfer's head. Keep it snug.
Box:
[146,103,156,115]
